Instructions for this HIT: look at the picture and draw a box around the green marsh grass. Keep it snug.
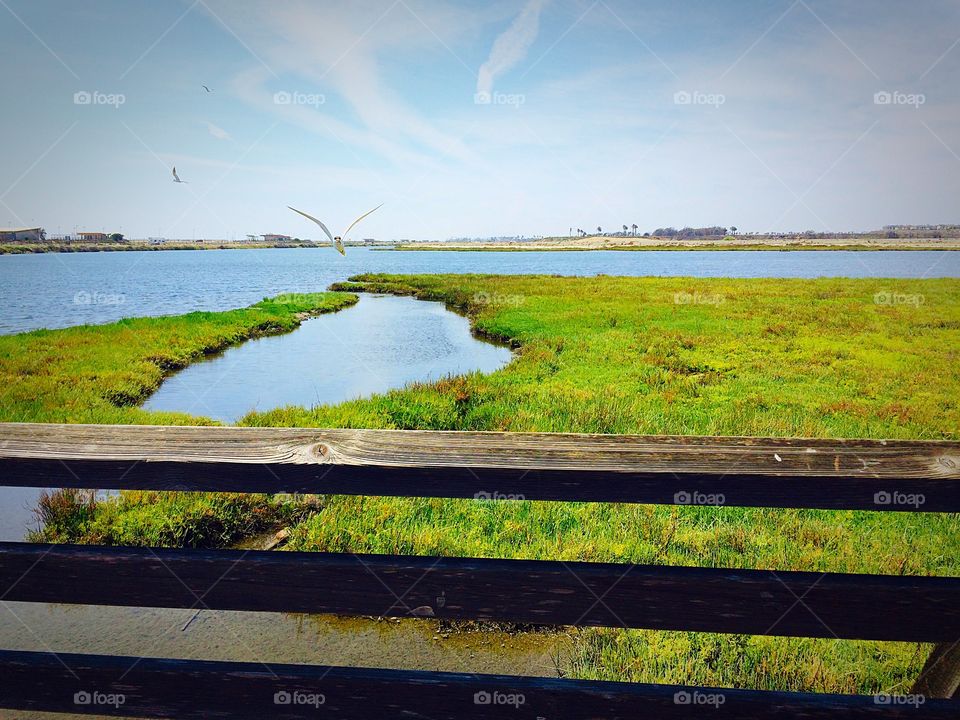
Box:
[0,291,357,424]
[7,292,355,548]
[5,275,959,693]
[252,274,959,693]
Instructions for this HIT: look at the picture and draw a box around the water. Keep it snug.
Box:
[1,294,511,540]
[0,487,47,541]
[0,603,569,720]
[142,294,512,423]
[0,604,569,676]
[1,247,957,334]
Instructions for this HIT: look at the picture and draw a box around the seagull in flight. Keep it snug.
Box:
[172,167,188,184]
[202,85,212,93]
[287,204,382,255]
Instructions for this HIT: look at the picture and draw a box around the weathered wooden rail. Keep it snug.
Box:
[0,422,958,717]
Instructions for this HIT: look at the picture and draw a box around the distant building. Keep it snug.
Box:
[0,227,45,242]
[77,232,109,242]
[261,234,293,242]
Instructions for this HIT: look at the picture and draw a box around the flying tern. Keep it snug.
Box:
[172,167,188,184]
[287,204,382,255]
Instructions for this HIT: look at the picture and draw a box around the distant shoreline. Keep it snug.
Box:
[384,244,958,252]
[388,235,960,252]
[5,236,959,255]
[0,241,381,255]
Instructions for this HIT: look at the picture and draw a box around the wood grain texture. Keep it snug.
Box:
[1,423,958,510]
[0,650,957,719]
[2,543,958,641]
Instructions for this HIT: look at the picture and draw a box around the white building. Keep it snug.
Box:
[0,227,45,242]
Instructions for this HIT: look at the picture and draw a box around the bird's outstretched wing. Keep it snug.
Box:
[172,167,183,183]
[287,206,335,244]
[342,203,383,238]
[202,85,212,92]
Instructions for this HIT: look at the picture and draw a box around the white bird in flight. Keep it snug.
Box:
[287,204,382,255]
[172,167,188,184]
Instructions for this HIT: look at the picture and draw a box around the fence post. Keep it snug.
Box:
[912,642,960,699]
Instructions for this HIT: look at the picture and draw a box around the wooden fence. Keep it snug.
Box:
[0,422,958,717]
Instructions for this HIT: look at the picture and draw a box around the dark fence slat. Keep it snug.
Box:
[3,543,959,642]
[0,650,956,719]
[1,423,958,510]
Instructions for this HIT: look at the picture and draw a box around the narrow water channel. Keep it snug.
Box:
[0,293,512,542]
[141,293,512,423]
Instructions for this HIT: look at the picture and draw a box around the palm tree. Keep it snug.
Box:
[631,223,638,236]
[597,226,602,235]
[622,224,628,235]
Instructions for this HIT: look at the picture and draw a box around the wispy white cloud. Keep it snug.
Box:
[200,0,483,168]
[204,121,231,141]
[476,0,550,96]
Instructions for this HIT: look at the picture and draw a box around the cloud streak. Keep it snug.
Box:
[203,0,481,168]
[476,0,549,96]
[204,121,231,141]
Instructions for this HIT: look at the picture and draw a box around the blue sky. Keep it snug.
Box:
[1,0,958,240]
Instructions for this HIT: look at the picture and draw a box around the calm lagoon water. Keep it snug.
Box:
[142,294,512,424]
[1,246,957,334]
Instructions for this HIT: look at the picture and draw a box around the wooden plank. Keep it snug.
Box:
[1,423,958,510]
[3,543,959,641]
[0,650,956,719]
